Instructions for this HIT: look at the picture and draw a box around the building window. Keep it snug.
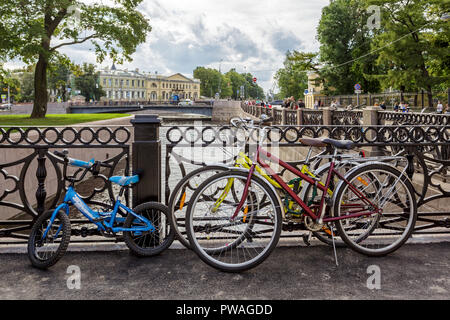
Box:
[126,80,129,87]
[103,79,106,86]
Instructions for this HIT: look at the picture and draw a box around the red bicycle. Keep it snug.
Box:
[185,116,417,272]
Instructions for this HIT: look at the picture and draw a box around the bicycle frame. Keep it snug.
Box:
[42,186,155,240]
[231,145,380,224]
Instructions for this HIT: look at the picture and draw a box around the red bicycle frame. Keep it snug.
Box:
[233,145,380,223]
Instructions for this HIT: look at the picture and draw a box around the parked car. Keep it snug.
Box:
[178,99,194,106]
[0,103,13,111]
[270,100,284,109]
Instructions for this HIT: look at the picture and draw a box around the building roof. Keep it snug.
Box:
[99,67,200,83]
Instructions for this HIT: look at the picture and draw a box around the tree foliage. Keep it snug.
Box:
[365,0,450,106]
[0,0,151,117]
[274,0,449,106]
[73,63,105,102]
[275,51,309,100]
[194,66,264,99]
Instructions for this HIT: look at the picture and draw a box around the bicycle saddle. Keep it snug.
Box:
[299,137,355,150]
[109,175,140,186]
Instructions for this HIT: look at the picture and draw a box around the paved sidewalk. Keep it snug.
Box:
[0,242,449,300]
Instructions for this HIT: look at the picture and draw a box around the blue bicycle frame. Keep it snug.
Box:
[42,186,156,240]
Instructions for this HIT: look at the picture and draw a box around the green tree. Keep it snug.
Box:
[317,0,380,95]
[48,62,72,102]
[366,0,450,107]
[275,51,309,100]
[225,69,246,100]
[194,67,221,98]
[0,0,151,118]
[73,63,104,102]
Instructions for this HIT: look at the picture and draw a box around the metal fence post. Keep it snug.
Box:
[362,106,381,156]
[131,115,161,207]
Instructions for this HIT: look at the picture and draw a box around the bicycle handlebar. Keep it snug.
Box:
[230,115,274,129]
[53,150,113,183]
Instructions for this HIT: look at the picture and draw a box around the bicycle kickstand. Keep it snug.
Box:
[330,227,339,267]
[302,232,312,247]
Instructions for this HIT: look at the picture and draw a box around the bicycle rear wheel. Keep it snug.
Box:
[168,165,229,249]
[333,163,417,256]
[186,171,282,272]
[123,202,175,257]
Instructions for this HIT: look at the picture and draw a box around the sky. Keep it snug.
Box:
[5,0,330,94]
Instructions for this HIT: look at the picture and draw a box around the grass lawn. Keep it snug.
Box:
[0,114,131,128]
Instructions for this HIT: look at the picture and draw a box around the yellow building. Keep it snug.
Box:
[304,72,326,109]
[146,73,201,102]
[99,65,201,103]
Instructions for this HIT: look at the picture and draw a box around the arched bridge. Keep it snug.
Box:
[68,104,213,117]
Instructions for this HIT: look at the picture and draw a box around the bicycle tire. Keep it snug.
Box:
[123,202,175,257]
[168,165,230,249]
[186,170,282,272]
[333,163,417,256]
[27,209,71,269]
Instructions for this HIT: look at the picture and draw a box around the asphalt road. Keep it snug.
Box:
[0,242,449,300]
[0,103,67,115]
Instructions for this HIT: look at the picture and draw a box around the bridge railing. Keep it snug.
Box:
[165,122,450,238]
[0,125,131,243]
[0,114,449,245]
[69,100,213,107]
[242,105,450,128]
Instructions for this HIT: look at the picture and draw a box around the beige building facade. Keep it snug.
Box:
[305,72,326,109]
[99,65,201,103]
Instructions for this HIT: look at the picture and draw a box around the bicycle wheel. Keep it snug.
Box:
[186,170,282,272]
[333,163,417,256]
[27,209,71,269]
[168,165,230,249]
[123,202,175,257]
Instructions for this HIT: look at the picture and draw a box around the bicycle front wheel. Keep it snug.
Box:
[186,171,282,272]
[27,209,71,269]
[333,163,417,256]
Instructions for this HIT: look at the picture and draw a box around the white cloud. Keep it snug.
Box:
[5,0,329,93]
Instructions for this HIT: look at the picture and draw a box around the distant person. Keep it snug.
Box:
[380,101,387,110]
[394,102,400,112]
[298,99,305,108]
[314,101,319,110]
[436,101,443,114]
[445,104,450,114]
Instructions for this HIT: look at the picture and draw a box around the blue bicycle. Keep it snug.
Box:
[27,150,175,269]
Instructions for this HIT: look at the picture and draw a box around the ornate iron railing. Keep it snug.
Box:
[379,111,450,125]
[0,126,131,244]
[164,124,450,237]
